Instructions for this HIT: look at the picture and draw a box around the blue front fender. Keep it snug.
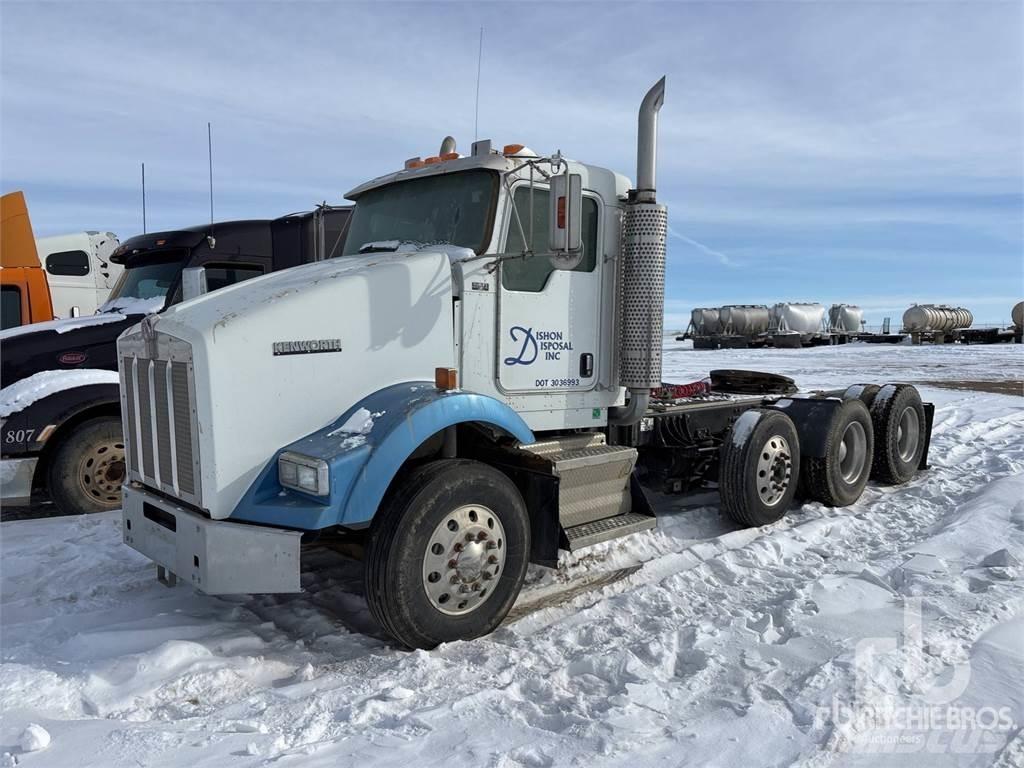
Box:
[229,382,534,530]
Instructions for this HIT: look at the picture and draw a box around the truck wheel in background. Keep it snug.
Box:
[843,383,880,408]
[47,416,126,515]
[870,384,927,485]
[801,399,874,507]
[719,409,801,527]
[364,459,530,650]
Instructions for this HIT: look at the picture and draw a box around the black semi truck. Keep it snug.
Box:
[0,206,351,515]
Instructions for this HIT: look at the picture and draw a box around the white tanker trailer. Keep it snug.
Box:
[902,304,974,335]
[769,302,828,347]
[689,307,722,336]
[719,305,770,336]
[686,305,770,349]
[828,304,863,335]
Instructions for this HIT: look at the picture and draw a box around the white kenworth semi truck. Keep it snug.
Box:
[117,80,934,649]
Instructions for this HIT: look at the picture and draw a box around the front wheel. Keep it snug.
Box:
[364,459,530,649]
[719,409,801,527]
[47,416,126,515]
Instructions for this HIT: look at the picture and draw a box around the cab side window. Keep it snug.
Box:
[46,250,90,277]
[168,263,266,306]
[1,286,21,330]
[502,188,599,292]
[203,263,265,292]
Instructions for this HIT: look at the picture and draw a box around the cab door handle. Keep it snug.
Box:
[579,353,594,378]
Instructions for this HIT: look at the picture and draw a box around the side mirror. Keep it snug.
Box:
[181,267,208,301]
[548,172,583,270]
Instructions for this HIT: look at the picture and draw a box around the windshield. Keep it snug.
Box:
[105,254,185,308]
[343,169,498,255]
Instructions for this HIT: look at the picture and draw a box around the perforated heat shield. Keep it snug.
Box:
[619,203,667,389]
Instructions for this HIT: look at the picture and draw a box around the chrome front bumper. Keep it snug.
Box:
[1,457,38,506]
[122,485,302,594]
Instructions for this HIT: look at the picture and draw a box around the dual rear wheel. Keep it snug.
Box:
[719,384,927,527]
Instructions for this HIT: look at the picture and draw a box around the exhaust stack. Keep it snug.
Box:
[635,76,666,203]
[612,77,668,426]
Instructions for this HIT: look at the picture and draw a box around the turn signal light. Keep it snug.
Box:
[503,143,525,156]
[435,367,458,390]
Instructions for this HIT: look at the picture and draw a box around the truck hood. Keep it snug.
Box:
[119,250,457,519]
[0,311,145,389]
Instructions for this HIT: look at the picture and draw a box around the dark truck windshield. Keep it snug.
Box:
[343,170,498,255]
[106,253,185,307]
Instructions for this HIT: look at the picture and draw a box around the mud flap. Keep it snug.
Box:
[918,401,935,470]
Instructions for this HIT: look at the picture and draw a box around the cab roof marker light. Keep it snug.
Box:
[503,144,525,156]
[404,157,424,169]
[424,156,442,165]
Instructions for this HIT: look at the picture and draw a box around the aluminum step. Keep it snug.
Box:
[563,512,657,550]
[553,444,638,528]
[520,435,639,528]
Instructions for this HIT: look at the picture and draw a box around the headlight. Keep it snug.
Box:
[278,452,330,497]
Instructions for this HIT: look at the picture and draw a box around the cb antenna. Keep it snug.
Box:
[474,27,484,142]
[141,162,147,234]
[207,122,214,226]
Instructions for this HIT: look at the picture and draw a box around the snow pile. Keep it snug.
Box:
[0,369,120,418]
[0,344,1022,766]
[96,296,165,316]
[0,313,126,340]
[358,240,477,263]
[327,408,386,450]
[0,296,161,342]
[327,407,374,436]
[19,723,50,752]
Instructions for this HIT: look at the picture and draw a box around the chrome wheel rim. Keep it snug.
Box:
[838,420,868,484]
[422,504,506,616]
[755,435,792,507]
[896,406,920,463]
[79,440,125,506]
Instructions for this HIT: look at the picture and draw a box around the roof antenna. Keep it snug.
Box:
[474,27,484,142]
[141,162,147,234]
[207,122,216,247]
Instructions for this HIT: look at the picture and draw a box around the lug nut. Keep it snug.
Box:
[471,583,481,592]
[447,559,458,569]
[487,555,498,564]
[450,575,461,584]
[459,584,471,594]
[486,541,498,550]
[477,532,488,541]
[482,572,493,581]
[465,533,475,542]
[453,543,463,552]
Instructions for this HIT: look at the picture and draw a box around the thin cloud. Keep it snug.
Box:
[668,226,738,268]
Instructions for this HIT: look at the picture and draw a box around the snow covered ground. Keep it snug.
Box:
[1,343,1022,767]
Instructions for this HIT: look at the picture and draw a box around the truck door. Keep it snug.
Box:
[43,247,93,316]
[497,185,602,393]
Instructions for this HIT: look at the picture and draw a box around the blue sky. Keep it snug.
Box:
[2,1,1022,328]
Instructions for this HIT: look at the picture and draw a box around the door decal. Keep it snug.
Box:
[503,326,538,366]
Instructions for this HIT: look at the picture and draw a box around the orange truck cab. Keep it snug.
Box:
[1,191,54,330]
